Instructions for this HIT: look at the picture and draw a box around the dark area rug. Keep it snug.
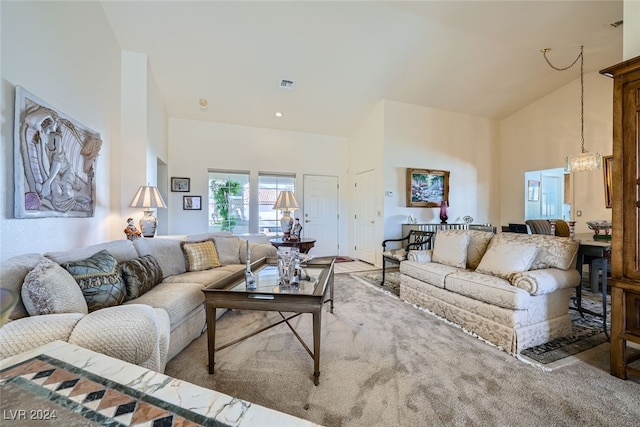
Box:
[351,267,400,295]
[351,269,611,365]
[520,290,611,364]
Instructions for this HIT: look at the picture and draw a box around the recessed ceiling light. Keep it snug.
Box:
[199,99,208,111]
[275,111,283,118]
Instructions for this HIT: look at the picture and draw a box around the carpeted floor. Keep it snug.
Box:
[352,269,611,365]
[165,273,640,427]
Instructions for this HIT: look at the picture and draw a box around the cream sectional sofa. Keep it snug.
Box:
[400,230,581,353]
[0,233,276,372]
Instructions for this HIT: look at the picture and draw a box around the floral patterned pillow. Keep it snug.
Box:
[476,241,538,280]
[432,231,470,269]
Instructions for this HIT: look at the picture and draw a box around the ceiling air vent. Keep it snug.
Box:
[280,79,294,90]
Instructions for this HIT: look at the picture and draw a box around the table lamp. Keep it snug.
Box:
[273,190,299,240]
[129,185,167,237]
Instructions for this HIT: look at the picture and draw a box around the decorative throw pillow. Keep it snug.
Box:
[21,258,88,316]
[432,231,471,269]
[119,255,163,300]
[212,236,241,265]
[181,240,221,271]
[475,242,538,280]
[61,250,126,312]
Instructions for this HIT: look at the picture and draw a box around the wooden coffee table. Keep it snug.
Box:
[202,257,334,385]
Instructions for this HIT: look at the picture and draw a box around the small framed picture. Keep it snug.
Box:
[183,195,201,210]
[171,177,190,192]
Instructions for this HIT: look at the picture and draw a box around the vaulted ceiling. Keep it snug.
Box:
[101,1,623,137]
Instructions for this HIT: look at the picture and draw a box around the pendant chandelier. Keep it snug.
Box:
[541,45,601,172]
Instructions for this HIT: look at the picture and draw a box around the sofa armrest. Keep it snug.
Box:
[68,304,167,368]
[240,242,277,263]
[0,313,84,359]
[510,268,581,296]
[407,249,433,263]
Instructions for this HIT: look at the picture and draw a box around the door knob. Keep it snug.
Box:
[305,219,311,223]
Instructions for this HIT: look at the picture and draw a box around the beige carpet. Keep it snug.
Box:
[165,273,640,427]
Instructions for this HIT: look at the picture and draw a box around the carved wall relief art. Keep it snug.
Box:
[14,86,102,218]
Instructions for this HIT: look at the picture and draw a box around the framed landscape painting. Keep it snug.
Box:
[406,168,450,207]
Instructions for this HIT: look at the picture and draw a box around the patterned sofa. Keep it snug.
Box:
[400,230,581,353]
[0,233,276,372]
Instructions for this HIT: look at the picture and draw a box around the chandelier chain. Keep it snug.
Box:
[542,46,585,153]
[542,47,583,71]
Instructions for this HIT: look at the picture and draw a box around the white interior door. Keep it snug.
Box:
[303,175,338,256]
[355,170,376,264]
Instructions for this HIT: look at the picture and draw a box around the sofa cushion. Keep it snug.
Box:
[382,248,407,261]
[181,240,221,271]
[162,265,245,287]
[45,240,138,264]
[119,255,164,300]
[213,236,241,265]
[123,281,204,328]
[240,241,277,263]
[134,238,186,278]
[0,253,48,320]
[400,260,461,288]
[475,240,538,280]
[21,258,88,316]
[466,230,495,270]
[486,233,578,271]
[62,250,127,312]
[432,231,470,269]
[444,271,532,310]
[407,249,432,263]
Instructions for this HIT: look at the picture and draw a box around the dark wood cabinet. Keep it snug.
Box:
[601,55,640,379]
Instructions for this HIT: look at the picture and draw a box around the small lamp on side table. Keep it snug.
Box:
[273,190,300,240]
[129,185,167,238]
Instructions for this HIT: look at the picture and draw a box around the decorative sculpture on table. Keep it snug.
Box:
[14,86,102,218]
[291,217,302,240]
[586,220,612,240]
[124,218,142,241]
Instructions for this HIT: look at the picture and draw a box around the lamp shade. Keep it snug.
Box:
[129,186,166,238]
[272,190,299,211]
[129,186,167,209]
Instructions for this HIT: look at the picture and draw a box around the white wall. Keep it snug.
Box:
[0,3,167,261]
[346,100,385,258]
[500,72,613,233]
[624,0,640,60]
[168,118,349,250]
[0,2,122,261]
[382,100,500,238]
